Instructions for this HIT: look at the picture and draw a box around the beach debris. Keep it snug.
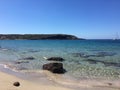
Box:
[13,81,20,87]
[44,57,64,61]
[19,56,35,60]
[43,62,66,74]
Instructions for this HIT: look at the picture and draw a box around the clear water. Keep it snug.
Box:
[0,40,120,81]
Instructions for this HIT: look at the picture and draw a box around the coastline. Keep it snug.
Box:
[0,70,74,90]
[0,40,120,90]
[0,64,120,90]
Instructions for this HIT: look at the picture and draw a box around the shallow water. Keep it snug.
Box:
[0,40,120,89]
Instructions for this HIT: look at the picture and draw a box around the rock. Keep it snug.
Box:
[19,56,35,60]
[96,52,116,57]
[13,82,20,87]
[15,61,29,64]
[72,53,90,58]
[46,57,64,61]
[103,62,120,67]
[84,59,120,68]
[72,52,117,58]
[43,63,66,74]
[107,83,112,86]
[25,49,40,53]
[84,59,98,64]
[17,67,28,70]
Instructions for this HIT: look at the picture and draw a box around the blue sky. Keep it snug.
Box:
[0,0,120,39]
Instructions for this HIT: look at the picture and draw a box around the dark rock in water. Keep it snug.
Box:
[43,63,66,74]
[17,67,28,70]
[103,62,120,67]
[96,52,116,57]
[72,53,90,58]
[72,52,117,58]
[84,59,98,64]
[84,59,120,68]
[19,56,35,60]
[72,53,84,57]
[15,61,29,64]
[13,82,20,87]
[46,57,64,61]
[27,49,40,53]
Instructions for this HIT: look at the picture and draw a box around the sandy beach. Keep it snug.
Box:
[0,70,120,90]
[0,71,73,90]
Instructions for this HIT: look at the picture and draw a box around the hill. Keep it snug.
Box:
[0,34,84,40]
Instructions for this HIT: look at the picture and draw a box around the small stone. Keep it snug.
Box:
[13,82,20,87]
[108,83,112,86]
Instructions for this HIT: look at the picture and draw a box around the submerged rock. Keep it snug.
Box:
[95,52,117,57]
[17,67,28,70]
[15,61,29,64]
[13,82,20,87]
[43,63,66,74]
[72,52,117,58]
[45,57,64,61]
[72,53,90,58]
[19,56,35,60]
[27,49,40,53]
[84,59,98,64]
[103,62,120,67]
[84,59,120,68]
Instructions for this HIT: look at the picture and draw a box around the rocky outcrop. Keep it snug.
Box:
[43,63,66,74]
[0,34,84,40]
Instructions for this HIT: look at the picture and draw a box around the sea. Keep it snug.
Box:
[0,39,120,89]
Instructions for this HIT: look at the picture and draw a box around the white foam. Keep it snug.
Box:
[0,63,19,72]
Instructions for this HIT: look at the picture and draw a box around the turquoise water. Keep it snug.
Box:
[0,40,120,81]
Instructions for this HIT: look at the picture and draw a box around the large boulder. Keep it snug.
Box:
[45,57,64,61]
[43,63,66,74]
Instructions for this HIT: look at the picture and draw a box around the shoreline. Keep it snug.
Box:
[0,70,75,90]
[0,71,120,90]
[0,64,120,90]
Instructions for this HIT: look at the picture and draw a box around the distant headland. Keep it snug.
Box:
[0,34,84,40]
